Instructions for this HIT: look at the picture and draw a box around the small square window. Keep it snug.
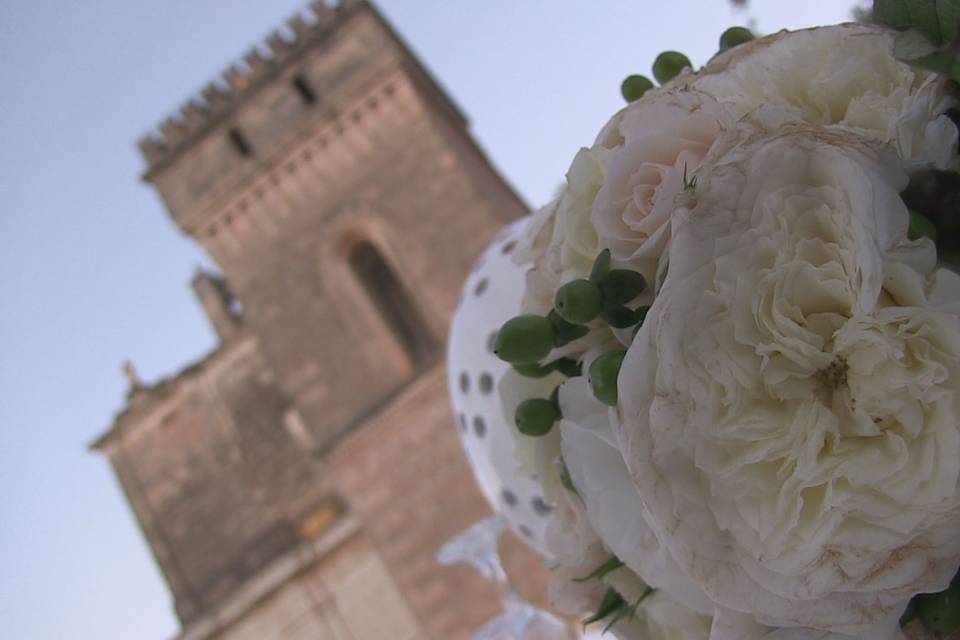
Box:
[228,128,253,157]
[292,74,317,105]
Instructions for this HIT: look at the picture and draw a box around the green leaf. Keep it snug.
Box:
[912,49,960,80]
[590,249,612,284]
[602,587,657,634]
[875,0,943,43]
[875,0,917,30]
[573,556,625,583]
[630,306,652,340]
[560,459,579,496]
[893,28,940,61]
[552,357,582,378]
[909,209,939,241]
[583,588,625,627]
[911,0,943,43]
[601,305,640,329]
[635,586,656,607]
[600,270,646,305]
[916,580,960,634]
[937,0,960,42]
[548,310,589,347]
[900,598,918,627]
[513,361,556,378]
[602,604,630,634]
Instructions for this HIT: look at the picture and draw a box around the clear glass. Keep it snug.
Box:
[436,515,578,640]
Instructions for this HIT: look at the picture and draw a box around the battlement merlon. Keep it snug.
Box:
[137,0,469,180]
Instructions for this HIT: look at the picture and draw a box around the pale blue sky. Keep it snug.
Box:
[0,2,855,638]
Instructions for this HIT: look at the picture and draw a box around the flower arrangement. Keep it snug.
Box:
[491,2,960,638]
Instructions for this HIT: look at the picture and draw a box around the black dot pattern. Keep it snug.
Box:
[474,277,489,297]
[531,497,553,516]
[479,372,494,394]
[448,222,552,551]
[473,415,486,437]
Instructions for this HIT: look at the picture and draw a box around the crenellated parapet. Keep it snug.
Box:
[137,0,363,172]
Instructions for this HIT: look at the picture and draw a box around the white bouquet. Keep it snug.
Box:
[492,3,960,638]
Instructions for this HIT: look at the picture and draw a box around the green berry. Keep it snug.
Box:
[719,27,754,51]
[600,270,646,305]
[513,362,555,378]
[515,398,559,436]
[909,210,938,242]
[652,51,692,84]
[494,315,554,364]
[916,582,960,634]
[621,74,654,103]
[590,350,626,406]
[555,279,604,324]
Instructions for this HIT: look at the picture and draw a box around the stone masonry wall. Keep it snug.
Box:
[329,366,549,640]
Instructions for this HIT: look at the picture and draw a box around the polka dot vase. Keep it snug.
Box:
[447,218,552,557]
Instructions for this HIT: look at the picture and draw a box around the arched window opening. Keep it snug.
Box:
[348,241,435,366]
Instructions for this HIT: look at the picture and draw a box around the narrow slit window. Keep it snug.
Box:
[292,74,317,105]
[228,128,253,157]
[348,242,434,366]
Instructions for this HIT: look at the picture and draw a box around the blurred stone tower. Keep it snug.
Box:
[91,2,547,638]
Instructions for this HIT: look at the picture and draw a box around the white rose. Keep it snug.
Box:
[512,197,558,274]
[707,609,899,640]
[640,591,713,640]
[515,146,609,316]
[497,367,564,481]
[558,376,716,616]
[604,589,712,640]
[617,124,960,633]
[540,371,713,633]
[591,88,729,264]
[546,541,608,615]
[694,24,958,170]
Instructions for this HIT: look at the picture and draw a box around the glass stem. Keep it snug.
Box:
[482,554,525,614]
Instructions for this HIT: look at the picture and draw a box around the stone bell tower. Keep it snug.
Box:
[92,1,545,638]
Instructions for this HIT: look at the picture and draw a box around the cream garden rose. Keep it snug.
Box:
[693,23,958,170]
[616,122,960,634]
[591,88,728,264]
[540,372,716,637]
[499,19,960,640]
[514,87,728,318]
[513,145,610,316]
[557,376,716,618]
